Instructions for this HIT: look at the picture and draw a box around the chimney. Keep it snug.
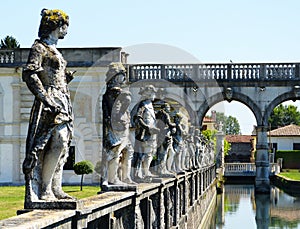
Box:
[211,110,216,122]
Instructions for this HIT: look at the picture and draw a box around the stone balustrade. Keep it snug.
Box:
[224,163,280,177]
[128,63,300,82]
[0,49,15,64]
[0,165,216,229]
[1,49,299,82]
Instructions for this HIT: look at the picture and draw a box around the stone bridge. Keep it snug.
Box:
[128,62,300,192]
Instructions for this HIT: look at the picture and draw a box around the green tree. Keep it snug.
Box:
[214,112,241,135]
[269,104,300,130]
[0,35,20,49]
[73,160,94,191]
[225,116,241,135]
[201,129,231,155]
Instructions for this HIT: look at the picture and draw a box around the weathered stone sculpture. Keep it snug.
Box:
[132,85,160,181]
[101,62,135,187]
[156,102,176,176]
[194,128,202,168]
[184,126,196,170]
[22,9,75,206]
[172,113,185,173]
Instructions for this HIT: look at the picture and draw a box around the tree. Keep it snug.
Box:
[269,104,300,130]
[73,160,94,191]
[225,116,241,135]
[0,35,20,49]
[201,129,231,155]
[214,112,241,135]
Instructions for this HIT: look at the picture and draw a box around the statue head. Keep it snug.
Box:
[38,9,69,39]
[162,102,171,113]
[105,62,127,89]
[224,87,233,101]
[139,85,157,101]
[194,128,201,136]
[174,112,183,123]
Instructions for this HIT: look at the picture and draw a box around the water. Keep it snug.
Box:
[214,184,300,229]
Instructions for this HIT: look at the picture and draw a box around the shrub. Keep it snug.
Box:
[73,160,94,191]
[276,150,300,169]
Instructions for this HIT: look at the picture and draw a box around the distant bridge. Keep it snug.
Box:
[224,163,280,177]
[128,63,299,192]
[128,63,300,83]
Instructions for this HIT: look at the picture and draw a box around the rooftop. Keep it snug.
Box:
[225,135,253,143]
[268,124,300,136]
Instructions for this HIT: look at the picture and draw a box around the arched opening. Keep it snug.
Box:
[203,101,257,163]
[204,101,257,135]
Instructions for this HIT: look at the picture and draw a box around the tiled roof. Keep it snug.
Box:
[225,135,253,143]
[268,124,300,136]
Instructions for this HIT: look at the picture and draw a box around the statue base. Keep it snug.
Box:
[100,184,137,192]
[23,199,78,210]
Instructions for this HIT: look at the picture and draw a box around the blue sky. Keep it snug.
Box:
[2,0,300,134]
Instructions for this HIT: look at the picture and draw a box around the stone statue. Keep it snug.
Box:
[172,113,185,173]
[184,125,196,169]
[155,102,176,176]
[194,128,202,168]
[101,62,135,187]
[22,9,75,204]
[132,85,160,181]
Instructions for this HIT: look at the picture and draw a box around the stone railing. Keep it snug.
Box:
[224,163,280,176]
[128,63,300,82]
[0,49,15,64]
[0,165,216,229]
[0,47,122,67]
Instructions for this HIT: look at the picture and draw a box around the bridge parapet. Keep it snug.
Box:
[224,163,280,177]
[128,63,300,82]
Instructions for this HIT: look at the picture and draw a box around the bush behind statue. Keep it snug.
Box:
[73,160,94,191]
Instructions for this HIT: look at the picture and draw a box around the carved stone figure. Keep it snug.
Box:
[172,113,185,173]
[184,125,196,169]
[224,87,233,101]
[132,85,160,181]
[22,9,75,204]
[155,102,176,176]
[101,62,135,186]
[194,128,202,168]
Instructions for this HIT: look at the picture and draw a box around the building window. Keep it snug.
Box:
[64,146,75,170]
[293,143,300,150]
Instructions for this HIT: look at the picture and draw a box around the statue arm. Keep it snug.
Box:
[165,112,176,128]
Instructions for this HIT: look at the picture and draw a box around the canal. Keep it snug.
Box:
[208,184,300,229]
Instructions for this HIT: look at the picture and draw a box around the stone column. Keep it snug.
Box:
[255,126,270,193]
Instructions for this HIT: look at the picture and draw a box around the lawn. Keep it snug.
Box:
[0,186,100,220]
[279,169,300,181]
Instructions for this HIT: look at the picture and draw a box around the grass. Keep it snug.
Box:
[279,169,300,181]
[0,186,100,220]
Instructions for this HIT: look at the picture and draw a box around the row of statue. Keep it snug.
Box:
[101,62,216,186]
[22,9,215,203]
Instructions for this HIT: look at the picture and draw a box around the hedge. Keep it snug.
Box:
[275,150,300,169]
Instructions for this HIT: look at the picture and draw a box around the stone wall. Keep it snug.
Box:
[0,165,216,229]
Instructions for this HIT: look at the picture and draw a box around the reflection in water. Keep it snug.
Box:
[213,185,300,229]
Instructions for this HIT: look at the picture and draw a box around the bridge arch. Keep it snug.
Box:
[263,91,299,125]
[159,91,199,125]
[197,91,262,128]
